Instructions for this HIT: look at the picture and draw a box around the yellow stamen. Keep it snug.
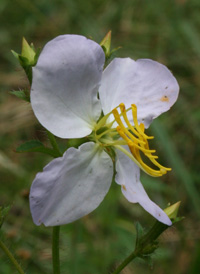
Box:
[112,109,145,145]
[111,103,170,177]
[129,143,166,176]
[117,127,155,154]
[119,103,142,139]
[131,104,154,140]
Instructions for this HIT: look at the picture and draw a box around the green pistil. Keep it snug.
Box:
[96,126,109,136]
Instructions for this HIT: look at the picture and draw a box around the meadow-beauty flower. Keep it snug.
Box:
[30,35,179,227]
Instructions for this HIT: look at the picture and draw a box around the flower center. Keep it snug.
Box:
[92,103,171,177]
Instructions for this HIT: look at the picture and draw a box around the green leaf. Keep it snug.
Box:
[16,140,58,157]
[9,90,30,102]
[16,140,44,152]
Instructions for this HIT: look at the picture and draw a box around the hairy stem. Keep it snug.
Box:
[112,221,171,273]
[47,131,62,157]
[0,238,25,274]
[112,251,137,274]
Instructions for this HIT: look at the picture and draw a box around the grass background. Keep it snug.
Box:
[0,0,200,273]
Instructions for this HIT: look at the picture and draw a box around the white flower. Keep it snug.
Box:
[30,35,179,227]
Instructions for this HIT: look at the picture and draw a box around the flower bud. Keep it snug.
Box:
[21,37,36,65]
[164,201,181,220]
[11,38,40,83]
[100,30,111,58]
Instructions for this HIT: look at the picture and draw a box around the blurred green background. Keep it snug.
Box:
[0,0,200,273]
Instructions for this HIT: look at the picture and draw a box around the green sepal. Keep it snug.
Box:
[34,47,41,64]
[0,206,10,229]
[172,216,185,225]
[18,55,34,83]
[134,202,183,260]
[11,50,19,59]
[9,90,30,102]
[135,222,158,257]
[105,146,116,162]
[139,240,159,256]
[135,222,145,247]
[110,46,122,56]
[16,140,58,157]
[66,137,89,149]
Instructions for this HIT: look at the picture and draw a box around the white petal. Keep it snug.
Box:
[99,58,179,128]
[115,149,172,225]
[31,35,105,138]
[30,142,113,226]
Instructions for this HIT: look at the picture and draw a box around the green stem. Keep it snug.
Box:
[52,226,60,274]
[0,238,25,274]
[47,133,61,273]
[47,131,62,157]
[112,221,168,274]
[112,251,137,274]
[139,222,167,247]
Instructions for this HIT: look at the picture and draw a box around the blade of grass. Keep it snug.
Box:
[151,120,200,217]
[178,20,200,57]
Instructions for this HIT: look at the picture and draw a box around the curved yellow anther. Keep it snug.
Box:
[119,103,145,141]
[131,104,154,140]
[113,109,145,145]
[112,103,171,177]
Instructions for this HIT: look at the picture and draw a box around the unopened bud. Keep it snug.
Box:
[21,37,36,65]
[164,201,181,220]
[100,30,111,58]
